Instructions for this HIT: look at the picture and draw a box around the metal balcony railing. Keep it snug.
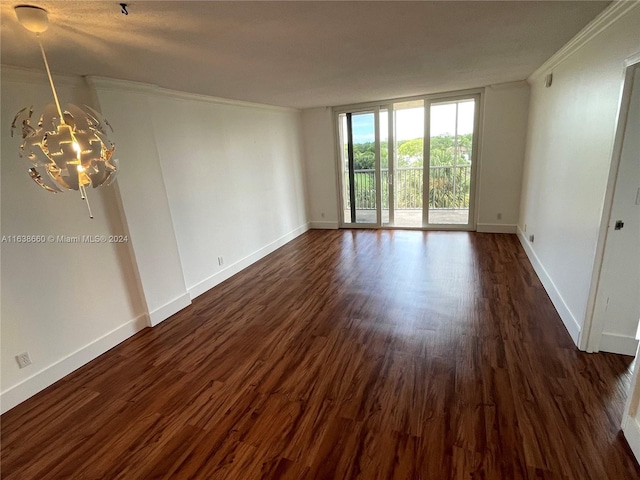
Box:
[346,166,471,210]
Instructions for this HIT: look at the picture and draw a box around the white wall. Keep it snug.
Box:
[146,90,309,297]
[302,108,339,229]
[1,68,147,412]
[518,3,640,348]
[1,70,310,413]
[477,82,530,233]
[301,86,530,233]
[90,79,191,325]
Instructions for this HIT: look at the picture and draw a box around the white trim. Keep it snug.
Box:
[86,76,156,96]
[517,227,582,346]
[622,341,640,460]
[333,87,484,113]
[470,93,482,231]
[529,1,639,82]
[148,293,191,327]
[599,333,639,356]
[626,52,640,68]
[86,76,298,113]
[476,223,517,234]
[0,314,149,414]
[310,221,339,229]
[487,80,529,91]
[623,415,640,464]
[188,223,310,299]
[374,107,382,227]
[1,64,85,88]
[3,66,298,115]
[424,98,432,226]
[581,60,640,351]
[333,110,346,226]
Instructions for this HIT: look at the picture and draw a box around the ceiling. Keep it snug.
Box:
[1,1,610,109]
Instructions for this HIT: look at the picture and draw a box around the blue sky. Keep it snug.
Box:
[348,100,475,143]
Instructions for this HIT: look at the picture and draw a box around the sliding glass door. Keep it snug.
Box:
[392,100,425,227]
[425,95,479,228]
[337,92,479,230]
[338,109,381,226]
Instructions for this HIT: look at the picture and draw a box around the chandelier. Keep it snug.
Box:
[11,5,118,219]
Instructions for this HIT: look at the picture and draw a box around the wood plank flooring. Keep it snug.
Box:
[2,230,639,479]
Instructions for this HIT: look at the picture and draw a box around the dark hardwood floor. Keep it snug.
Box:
[2,230,639,479]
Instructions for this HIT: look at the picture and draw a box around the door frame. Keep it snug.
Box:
[334,106,382,228]
[333,87,484,231]
[580,55,640,352]
[423,92,482,231]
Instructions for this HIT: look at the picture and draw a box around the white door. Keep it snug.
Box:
[616,62,640,460]
[591,63,640,356]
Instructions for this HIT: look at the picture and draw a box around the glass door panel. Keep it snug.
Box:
[336,93,478,230]
[338,111,379,225]
[393,100,424,228]
[380,108,390,226]
[427,98,476,227]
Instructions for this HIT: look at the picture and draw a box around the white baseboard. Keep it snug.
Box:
[476,223,517,234]
[623,414,640,464]
[148,293,192,327]
[516,227,582,346]
[310,221,339,230]
[599,332,639,356]
[188,223,310,299]
[0,314,149,414]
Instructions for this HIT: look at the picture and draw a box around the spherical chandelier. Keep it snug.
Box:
[11,5,118,219]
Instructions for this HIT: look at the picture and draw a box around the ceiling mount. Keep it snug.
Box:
[14,5,49,34]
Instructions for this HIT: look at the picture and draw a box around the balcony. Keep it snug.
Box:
[344,165,470,226]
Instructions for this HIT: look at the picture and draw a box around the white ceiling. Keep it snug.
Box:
[1,1,610,109]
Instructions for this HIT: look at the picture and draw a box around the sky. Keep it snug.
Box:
[348,99,475,143]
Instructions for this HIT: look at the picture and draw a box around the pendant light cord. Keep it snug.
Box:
[37,34,65,124]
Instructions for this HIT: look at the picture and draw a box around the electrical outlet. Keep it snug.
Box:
[529,234,535,243]
[218,256,224,266]
[497,213,502,220]
[16,352,31,369]
[321,212,325,218]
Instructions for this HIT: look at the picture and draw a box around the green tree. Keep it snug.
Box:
[397,139,423,167]
[429,133,472,166]
[349,141,389,170]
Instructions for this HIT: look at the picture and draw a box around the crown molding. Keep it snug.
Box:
[1,68,299,114]
[625,51,640,67]
[529,1,640,82]
[0,65,86,89]
[487,80,529,91]
[85,76,158,96]
[153,85,300,114]
[86,76,299,114]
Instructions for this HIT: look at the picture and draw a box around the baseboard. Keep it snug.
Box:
[623,414,640,464]
[0,314,149,414]
[516,227,582,346]
[476,223,517,234]
[188,223,310,299]
[310,221,339,230]
[148,293,192,327]
[599,332,639,356]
